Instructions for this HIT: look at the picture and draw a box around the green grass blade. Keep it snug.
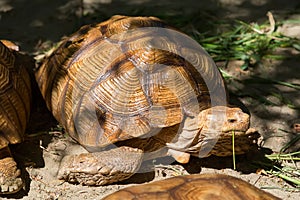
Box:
[232,130,236,170]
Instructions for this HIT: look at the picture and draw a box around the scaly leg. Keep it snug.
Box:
[58,146,143,185]
[0,147,23,194]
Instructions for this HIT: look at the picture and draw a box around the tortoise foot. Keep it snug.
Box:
[58,146,143,186]
[0,157,23,194]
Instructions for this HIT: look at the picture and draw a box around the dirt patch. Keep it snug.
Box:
[1,0,300,199]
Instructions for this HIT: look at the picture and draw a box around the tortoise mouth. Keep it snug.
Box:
[221,130,246,135]
[216,128,260,147]
[218,130,248,138]
[220,128,258,137]
[212,128,260,140]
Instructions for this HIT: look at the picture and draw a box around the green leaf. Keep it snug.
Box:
[292,43,300,51]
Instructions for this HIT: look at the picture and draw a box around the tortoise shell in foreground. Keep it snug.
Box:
[35,15,259,186]
[102,174,280,200]
[0,40,31,194]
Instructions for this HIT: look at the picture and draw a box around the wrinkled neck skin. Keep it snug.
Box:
[166,106,249,163]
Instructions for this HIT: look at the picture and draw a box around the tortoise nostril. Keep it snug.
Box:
[228,119,237,123]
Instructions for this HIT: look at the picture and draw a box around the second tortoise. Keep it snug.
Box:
[103,174,280,200]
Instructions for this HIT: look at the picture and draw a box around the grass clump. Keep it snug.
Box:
[253,134,300,191]
[194,12,300,70]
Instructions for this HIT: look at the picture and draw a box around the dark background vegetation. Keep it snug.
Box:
[1,0,299,52]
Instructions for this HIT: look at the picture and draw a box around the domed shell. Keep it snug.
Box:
[102,174,280,200]
[35,16,226,149]
[0,40,31,149]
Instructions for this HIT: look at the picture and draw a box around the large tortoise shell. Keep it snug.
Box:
[0,41,31,149]
[36,15,227,149]
[102,174,280,200]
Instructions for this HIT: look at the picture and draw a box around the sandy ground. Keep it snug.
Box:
[1,0,300,199]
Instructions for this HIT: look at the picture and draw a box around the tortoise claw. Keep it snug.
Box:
[0,177,23,194]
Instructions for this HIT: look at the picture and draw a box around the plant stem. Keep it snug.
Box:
[232,130,236,170]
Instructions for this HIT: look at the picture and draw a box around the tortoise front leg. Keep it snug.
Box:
[57,146,143,185]
[0,146,23,194]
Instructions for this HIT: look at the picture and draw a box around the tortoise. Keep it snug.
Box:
[0,40,31,194]
[102,174,280,200]
[35,15,259,186]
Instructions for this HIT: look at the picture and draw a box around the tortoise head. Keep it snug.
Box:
[167,106,258,163]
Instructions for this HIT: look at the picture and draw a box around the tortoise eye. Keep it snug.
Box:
[228,118,237,123]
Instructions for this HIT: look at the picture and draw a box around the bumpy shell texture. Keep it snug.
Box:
[0,41,31,149]
[102,174,280,200]
[36,15,227,149]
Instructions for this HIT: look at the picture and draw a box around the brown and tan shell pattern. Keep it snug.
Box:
[0,40,31,150]
[35,15,226,150]
[102,174,280,200]
[0,40,31,194]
